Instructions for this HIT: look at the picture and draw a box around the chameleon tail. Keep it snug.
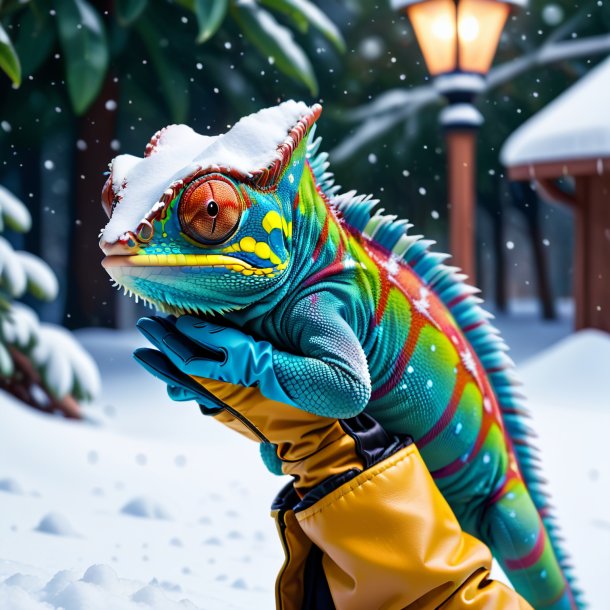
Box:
[480,477,579,609]
[326,166,586,607]
[406,244,586,608]
[486,378,586,608]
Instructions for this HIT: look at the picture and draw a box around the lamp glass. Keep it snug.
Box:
[407,0,457,76]
[457,0,509,73]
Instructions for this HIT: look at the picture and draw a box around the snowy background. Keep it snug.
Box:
[0,301,608,610]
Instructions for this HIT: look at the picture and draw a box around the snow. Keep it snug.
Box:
[32,325,101,401]
[439,102,484,128]
[518,331,610,610]
[0,477,23,494]
[0,303,100,403]
[0,235,27,296]
[0,184,31,232]
[0,318,608,609]
[121,497,172,520]
[15,252,58,301]
[35,513,80,538]
[0,328,283,609]
[102,101,312,243]
[501,56,610,167]
[1,303,39,350]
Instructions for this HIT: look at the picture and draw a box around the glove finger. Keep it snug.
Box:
[133,347,213,398]
[134,348,228,411]
[136,316,175,352]
[176,315,244,349]
[137,316,224,375]
[167,385,199,402]
[161,333,225,375]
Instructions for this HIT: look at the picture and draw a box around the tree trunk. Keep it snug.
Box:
[527,212,556,320]
[65,75,119,328]
[509,181,556,320]
[22,143,43,258]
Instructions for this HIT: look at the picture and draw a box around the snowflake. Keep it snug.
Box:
[460,347,479,380]
[413,287,431,317]
[386,256,399,276]
[343,255,357,270]
[413,287,441,330]
[483,396,493,413]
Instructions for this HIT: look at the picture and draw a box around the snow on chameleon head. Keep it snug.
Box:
[99,101,321,315]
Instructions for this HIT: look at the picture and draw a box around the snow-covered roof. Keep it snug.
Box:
[501,56,610,168]
[102,101,312,243]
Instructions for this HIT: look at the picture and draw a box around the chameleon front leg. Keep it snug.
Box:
[270,293,372,419]
[161,293,371,419]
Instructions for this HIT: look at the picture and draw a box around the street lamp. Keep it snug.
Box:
[393,0,524,281]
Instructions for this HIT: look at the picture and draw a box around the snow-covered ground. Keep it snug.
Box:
[0,313,608,609]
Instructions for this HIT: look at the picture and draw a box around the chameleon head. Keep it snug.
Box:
[99,101,321,314]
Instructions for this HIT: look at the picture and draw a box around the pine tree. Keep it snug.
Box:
[0,185,100,418]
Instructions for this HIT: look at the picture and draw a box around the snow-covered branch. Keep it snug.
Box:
[331,87,441,162]
[487,33,610,88]
[0,186,100,417]
[333,32,610,161]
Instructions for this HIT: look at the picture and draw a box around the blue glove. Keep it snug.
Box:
[135,316,233,413]
[136,315,296,407]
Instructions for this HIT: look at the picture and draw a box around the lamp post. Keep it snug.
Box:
[392,0,524,282]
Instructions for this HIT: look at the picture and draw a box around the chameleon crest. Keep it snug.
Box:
[100,101,321,314]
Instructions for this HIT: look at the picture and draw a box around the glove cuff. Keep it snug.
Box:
[273,442,532,610]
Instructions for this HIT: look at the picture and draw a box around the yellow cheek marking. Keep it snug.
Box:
[223,238,283,266]
[255,242,271,259]
[263,211,282,233]
[240,236,256,252]
[217,210,292,270]
[263,211,291,238]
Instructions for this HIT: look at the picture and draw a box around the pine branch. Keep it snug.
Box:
[0,347,82,419]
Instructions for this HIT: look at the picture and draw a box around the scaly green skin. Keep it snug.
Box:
[103,117,582,610]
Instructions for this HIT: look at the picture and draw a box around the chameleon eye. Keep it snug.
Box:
[178,177,243,245]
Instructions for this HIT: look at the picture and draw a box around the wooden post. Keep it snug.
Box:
[575,174,610,332]
[446,129,477,282]
[509,161,610,332]
[574,177,588,330]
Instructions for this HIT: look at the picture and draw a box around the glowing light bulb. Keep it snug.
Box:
[432,15,455,40]
[459,15,480,42]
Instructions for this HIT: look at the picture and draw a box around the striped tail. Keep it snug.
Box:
[308,133,586,607]
[394,239,585,608]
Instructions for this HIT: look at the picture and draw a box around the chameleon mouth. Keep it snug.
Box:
[102,254,283,277]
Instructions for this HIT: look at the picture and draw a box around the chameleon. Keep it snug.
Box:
[99,101,583,609]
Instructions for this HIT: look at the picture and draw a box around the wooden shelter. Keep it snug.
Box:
[501,57,610,333]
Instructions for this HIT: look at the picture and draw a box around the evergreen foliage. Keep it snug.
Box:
[0,185,100,417]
